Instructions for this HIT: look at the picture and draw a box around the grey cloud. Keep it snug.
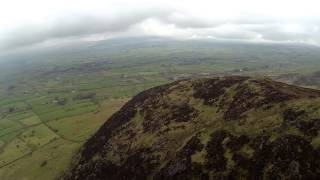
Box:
[0,8,171,50]
[248,23,320,43]
[1,6,320,51]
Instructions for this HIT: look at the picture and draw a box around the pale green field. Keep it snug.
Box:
[0,98,127,180]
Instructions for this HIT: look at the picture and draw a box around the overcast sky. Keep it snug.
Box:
[1,0,320,52]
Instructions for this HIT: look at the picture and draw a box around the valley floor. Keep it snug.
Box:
[1,40,320,179]
[0,98,128,180]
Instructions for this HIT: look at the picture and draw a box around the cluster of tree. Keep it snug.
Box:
[73,92,96,101]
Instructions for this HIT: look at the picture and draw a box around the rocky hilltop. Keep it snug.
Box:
[64,76,320,180]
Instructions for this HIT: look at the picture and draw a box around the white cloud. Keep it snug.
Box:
[1,0,320,51]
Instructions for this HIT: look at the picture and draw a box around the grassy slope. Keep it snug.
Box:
[65,77,320,179]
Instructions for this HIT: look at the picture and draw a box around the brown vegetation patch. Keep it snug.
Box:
[223,78,319,121]
[155,136,205,180]
[297,119,320,137]
[265,135,320,179]
[223,82,259,120]
[143,103,199,132]
[227,134,250,152]
[65,148,158,180]
[283,109,320,137]
[76,82,178,163]
[283,108,306,123]
[193,76,249,106]
[205,130,231,172]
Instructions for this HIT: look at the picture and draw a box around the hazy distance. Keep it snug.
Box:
[1,0,320,54]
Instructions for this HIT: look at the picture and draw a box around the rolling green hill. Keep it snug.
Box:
[65,76,320,180]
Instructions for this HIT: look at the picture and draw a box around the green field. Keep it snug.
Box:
[0,38,320,179]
